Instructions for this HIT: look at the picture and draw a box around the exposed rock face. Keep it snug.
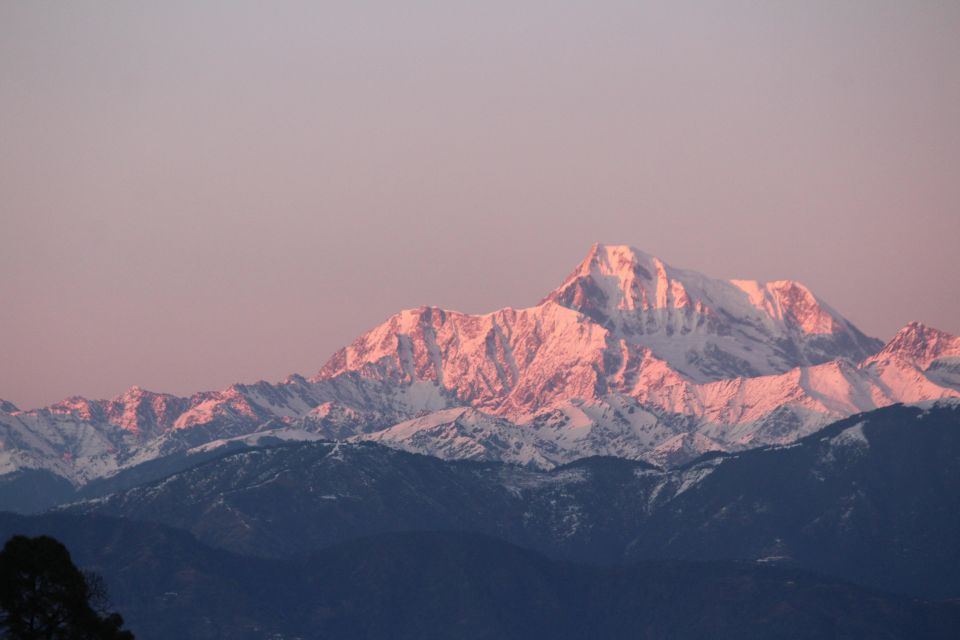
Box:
[319,245,885,410]
[2,244,957,484]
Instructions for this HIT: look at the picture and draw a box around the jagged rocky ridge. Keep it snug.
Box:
[2,244,958,484]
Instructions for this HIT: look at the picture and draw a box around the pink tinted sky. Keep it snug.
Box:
[1,2,959,409]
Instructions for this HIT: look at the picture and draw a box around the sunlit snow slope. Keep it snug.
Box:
[2,244,957,482]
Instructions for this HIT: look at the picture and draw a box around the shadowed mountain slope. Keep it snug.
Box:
[0,514,956,640]
[69,402,960,599]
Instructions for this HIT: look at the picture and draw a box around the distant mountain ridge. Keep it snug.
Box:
[2,244,958,485]
[66,402,960,600]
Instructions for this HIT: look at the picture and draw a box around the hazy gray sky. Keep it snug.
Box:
[2,1,959,408]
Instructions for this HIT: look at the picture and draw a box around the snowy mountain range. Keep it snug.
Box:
[3,244,958,485]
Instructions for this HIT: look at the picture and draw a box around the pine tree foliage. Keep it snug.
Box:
[0,535,133,640]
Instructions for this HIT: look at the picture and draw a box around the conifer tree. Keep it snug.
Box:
[0,535,134,639]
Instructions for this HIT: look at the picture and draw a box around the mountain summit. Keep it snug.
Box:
[1,244,957,487]
[867,321,960,368]
[317,244,884,410]
[544,244,882,379]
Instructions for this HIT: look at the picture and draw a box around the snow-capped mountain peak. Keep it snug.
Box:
[867,321,960,369]
[730,279,840,335]
[106,386,189,435]
[543,243,698,319]
[2,244,956,487]
[542,244,882,380]
[546,245,857,342]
